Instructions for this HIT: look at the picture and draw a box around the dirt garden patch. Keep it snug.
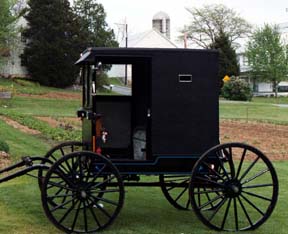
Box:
[220,120,288,160]
[17,91,81,100]
[0,116,40,135]
[1,115,287,160]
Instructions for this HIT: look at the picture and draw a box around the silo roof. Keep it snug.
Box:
[153,11,170,20]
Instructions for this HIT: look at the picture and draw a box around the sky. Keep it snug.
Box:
[97,0,288,46]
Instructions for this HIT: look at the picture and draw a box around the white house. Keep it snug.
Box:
[0,0,28,78]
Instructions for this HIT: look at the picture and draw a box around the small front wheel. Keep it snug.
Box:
[190,143,278,231]
[41,151,125,233]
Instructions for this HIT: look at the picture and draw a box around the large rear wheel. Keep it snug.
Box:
[190,143,278,231]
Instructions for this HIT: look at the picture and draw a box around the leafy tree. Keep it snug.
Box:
[0,0,17,66]
[21,0,82,87]
[246,24,288,97]
[210,30,239,86]
[73,0,118,50]
[182,4,251,48]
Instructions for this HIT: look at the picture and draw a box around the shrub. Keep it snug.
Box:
[0,140,9,153]
[222,78,253,101]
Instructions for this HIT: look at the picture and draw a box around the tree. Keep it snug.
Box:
[210,30,239,85]
[0,0,17,66]
[246,24,288,97]
[182,4,251,48]
[21,0,82,87]
[73,0,118,50]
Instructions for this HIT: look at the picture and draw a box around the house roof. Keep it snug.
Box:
[121,29,177,48]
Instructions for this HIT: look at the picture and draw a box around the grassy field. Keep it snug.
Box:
[0,79,288,233]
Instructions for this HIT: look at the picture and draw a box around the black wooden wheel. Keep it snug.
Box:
[38,141,85,188]
[190,143,278,231]
[41,151,124,233]
[159,174,191,210]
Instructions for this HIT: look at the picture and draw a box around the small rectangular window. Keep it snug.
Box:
[178,74,192,83]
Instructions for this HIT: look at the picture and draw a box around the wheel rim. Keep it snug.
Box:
[42,151,124,233]
[38,141,85,188]
[190,143,278,231]
[159,174,191,210]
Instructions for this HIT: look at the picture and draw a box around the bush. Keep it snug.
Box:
[0,140,9,153]
[222,78,253,101]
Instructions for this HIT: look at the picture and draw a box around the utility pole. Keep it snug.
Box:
[115,20,128,85]
[124,22,128,85]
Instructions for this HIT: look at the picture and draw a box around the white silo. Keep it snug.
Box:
[152,11,171,39]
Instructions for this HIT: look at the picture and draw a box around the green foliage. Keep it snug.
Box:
[246,24,288,97]
[73,0,118,49]
[210,31,239,86]
[0,0,17,65]
[21,0,82,88]
[0,139,9,152]
[222,78,253,101]
[182,4,251,48]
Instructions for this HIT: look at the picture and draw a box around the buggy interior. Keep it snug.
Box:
[80,56,151,160]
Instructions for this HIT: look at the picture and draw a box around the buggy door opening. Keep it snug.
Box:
[80,56,151,160]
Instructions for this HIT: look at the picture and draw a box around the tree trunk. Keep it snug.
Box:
[273,81,278,98]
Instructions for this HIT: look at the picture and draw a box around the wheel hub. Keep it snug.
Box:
[224,180,242,197]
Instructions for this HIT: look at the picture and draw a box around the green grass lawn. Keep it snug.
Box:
[0,160,286,234]
[220,100,288,124]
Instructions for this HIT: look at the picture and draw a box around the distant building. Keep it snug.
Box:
[110,11,177,83]
[238,22,288,96]
[0,0,28,78]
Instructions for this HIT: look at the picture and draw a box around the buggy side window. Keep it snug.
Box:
[95,64,132,96]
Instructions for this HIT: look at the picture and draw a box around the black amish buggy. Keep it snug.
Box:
[0,48,278,233]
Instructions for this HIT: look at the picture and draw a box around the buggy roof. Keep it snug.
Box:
[75,47,217,65]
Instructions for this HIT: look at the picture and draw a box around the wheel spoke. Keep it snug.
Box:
[198,194,224,210]
[238,196,253,227]
[201,162,226,182]
[90,188,121,194]
[83,200,88,233]
[242,183,273,189]
[88,197,112,218]
[239,156,260,182]
[215,151,230,180]
[193,176,225,188]
[51,197,76,212]
[193,188,224,195]
[242,190,272,202]
[174,186,188,202]
[240,194,265,216]
[86,165,107,188]
[90,194,119,206]
[71,200,82,232]
[208,197,227,222]
[233,198,239,231]
[221,198,232,230]
[167,179,189,191]
[46,180,74,191]
[241,168,269,185]
[88,202,102,228]
[58,199,78,224]
[89,174,116,190]
[236,148,247,179]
